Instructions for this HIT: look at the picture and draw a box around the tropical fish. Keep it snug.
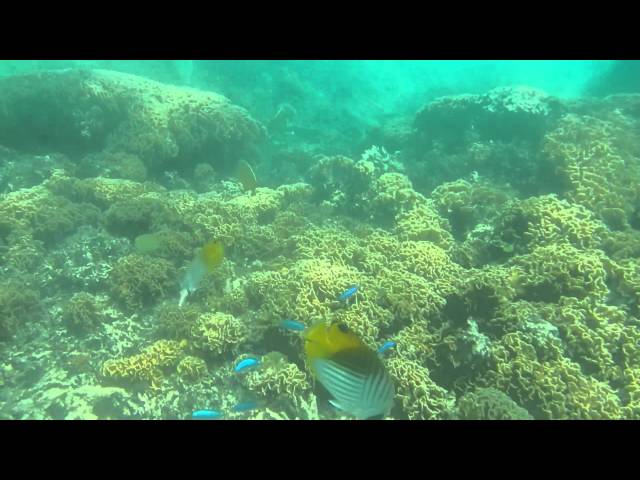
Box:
[236,159,258,192]
[304,320,395,420]
[337,286,358,302]
[192,409,224,419]
[234,357,260,373]
[280,319,306,331]
[179,240,224,307]
[231,401,261,413]
[377,341,397,355]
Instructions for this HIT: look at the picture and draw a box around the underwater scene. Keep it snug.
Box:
[1,59,640,420]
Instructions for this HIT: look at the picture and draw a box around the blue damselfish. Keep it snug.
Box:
[377,341,397,355]
[280,319,306,331]
[234,357,261,373]
[192,409,223,419]
[337,286,358,302]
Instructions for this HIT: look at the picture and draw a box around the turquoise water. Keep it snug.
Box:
[1,60,639,420]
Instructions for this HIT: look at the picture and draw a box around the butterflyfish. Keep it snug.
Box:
[179,240,224,307]
[304,320,395,420]
[236,159,258,192]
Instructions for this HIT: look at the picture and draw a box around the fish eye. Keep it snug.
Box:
[337,323,350,333]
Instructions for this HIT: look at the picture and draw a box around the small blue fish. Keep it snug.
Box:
[338,286,358,302]
[377,341,397,355]
[192,409,223,419]
[232,401,260,413]
[280,319,306,331]
[234,357,260,373]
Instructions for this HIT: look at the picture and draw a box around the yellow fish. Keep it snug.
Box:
[199,240,224,271]
[304,321,395,419]
[179,241,224,307]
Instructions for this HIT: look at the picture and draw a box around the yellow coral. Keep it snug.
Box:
[101,339,186,390]
[509,243,609,302]
[190,312,248,356]
[176,355,208,382]
[238,351,311,407]
[394,201,454,250]
[517,194,606,249]
[543,114,640,228]
[390,240,462,296]
[377,268,446,322]
[386,357,455,420]
[481,331,622,419]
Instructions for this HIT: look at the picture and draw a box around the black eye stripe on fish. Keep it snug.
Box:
[305,320,395,419]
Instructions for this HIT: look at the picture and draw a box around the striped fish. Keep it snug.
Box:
[312,350,395,420]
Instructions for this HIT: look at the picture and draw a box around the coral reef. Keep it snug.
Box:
[108,254,176,310]
[176,356,208,382]
[0,69,266,172]
[238,351,312,413]
[3,72,640,420]
[101,340,186,390]
[190,312,248,356]
[456,387,533,420]
[0,280,40,340]
[61,292,106,334]
[386,357,456,420]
